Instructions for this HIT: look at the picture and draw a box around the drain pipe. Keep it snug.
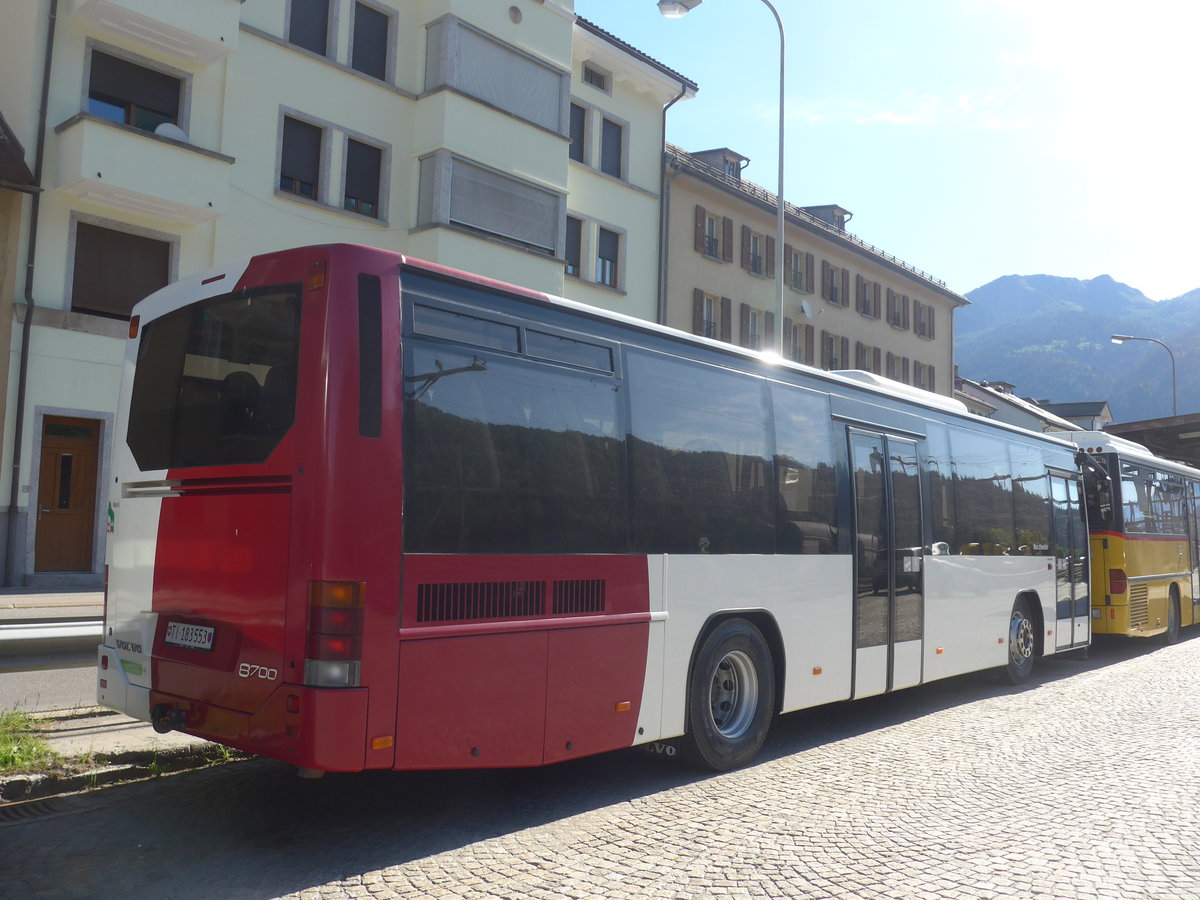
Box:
[6,0,58,587]
[656,82,689,326]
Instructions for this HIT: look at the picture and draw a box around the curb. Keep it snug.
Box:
[0,743,251,804]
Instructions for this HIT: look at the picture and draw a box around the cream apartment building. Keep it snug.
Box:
[0,0,695,586]
[663,145,966,394]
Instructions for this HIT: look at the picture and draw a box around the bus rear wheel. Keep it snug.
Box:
[684,618,775,771]
[1164,591,1181,645]
[1006,599,1036,685]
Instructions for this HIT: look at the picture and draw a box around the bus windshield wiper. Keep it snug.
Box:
[405,357,487,400]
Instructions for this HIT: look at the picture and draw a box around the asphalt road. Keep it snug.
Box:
[0,664,98,712]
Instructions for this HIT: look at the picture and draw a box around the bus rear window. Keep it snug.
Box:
[127,285,302,470]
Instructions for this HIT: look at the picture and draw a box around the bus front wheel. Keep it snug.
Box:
[1006,599,1036,685]
[684,618,775,771]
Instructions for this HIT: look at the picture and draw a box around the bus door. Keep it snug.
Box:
[1190,481,1200,622]
[1051,473,1090,648]
[850,430,924,698]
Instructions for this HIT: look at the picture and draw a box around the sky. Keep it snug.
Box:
[574,0,1200,300]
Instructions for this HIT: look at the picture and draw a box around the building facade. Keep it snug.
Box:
[0,0,694,586]
[662,145,966,395]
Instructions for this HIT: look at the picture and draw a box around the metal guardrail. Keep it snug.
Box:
[0,618,102,672]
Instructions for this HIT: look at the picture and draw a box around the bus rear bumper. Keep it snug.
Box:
[96,644,152,722]
[147,683,370,772]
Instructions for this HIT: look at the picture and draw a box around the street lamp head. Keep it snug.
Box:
[1110,335,1130,345]
[657,0,703,17]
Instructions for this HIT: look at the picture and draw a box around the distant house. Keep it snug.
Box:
[1038,401,1115,430]
[954,374,1080,433]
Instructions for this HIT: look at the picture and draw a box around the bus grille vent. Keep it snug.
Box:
[416,581,545,623]
[553,579,606,615]
[1128,584,1149,627]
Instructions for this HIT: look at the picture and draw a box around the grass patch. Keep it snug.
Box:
[0,711,60,774]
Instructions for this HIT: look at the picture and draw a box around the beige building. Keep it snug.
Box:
[0,0,694,586]
[662,145,966,394]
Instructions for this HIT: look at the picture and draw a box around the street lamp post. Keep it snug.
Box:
[1111,334,1178,417]
[658,0,786,357]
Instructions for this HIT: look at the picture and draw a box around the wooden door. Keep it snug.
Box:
[34,416,100,572]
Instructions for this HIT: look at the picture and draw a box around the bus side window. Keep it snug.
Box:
[770,382,837,554]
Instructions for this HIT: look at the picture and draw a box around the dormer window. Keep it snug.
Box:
[583,64,609,92]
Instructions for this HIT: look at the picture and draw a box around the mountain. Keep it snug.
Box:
[955,275,1200,422]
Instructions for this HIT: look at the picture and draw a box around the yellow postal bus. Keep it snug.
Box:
[1072,431,1200,643]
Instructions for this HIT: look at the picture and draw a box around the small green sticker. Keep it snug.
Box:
[121,659,144,676]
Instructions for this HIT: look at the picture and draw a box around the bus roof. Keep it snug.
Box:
[1066,430,1200,479]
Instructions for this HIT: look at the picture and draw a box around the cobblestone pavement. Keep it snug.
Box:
[4,635,1200,899]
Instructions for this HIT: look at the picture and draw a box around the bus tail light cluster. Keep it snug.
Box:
[303,580,364,688]
[1109,568,1128,595]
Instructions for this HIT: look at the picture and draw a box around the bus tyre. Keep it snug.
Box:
[684,618,775,771]
[1006,599,1036,685]
[1165,592,1181,645]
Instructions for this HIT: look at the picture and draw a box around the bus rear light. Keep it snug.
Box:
[307,258,327,291]
[286,694,300,714]
[304,580,365,687]
[1109,569,1128,594]
[128,316,139,339]
[303,659,361,687]
[100,654,109,670]
[307,633,363,660]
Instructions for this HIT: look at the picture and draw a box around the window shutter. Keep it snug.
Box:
[929,307,936,339]
[722,217,734,263]
[821,260,830,300]
[72,223,170,319]
[351,2,389,79]
[903,295,910,330]
[720,296,733,342]
[741,225,752,270]
[804,324,815,365]
[692,288,705,335]
[765,236,776,278]
[873,347,882,374]
[820,331,831,368]
[765,310,775,346]
[929,365,936,391]
[902,357,910,382]
[805,253,814,292]
[694,205,706,253]
[855,341,865,368]
[783,315,794,359]
[345,139,382,215]
[856,274,865,313]
[600,118,622,178]
[784,243,793,271]
[841,337,850,368]
[739,302,751,347]
[281,117,322,195]
[872,283,881,318]
[568,104,586,162]
[841,270,850,308]
[289,0,330,55]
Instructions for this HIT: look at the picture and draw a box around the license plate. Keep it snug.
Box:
[164,621,215,651]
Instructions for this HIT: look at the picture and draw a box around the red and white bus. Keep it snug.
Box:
[98,243,1090,774]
